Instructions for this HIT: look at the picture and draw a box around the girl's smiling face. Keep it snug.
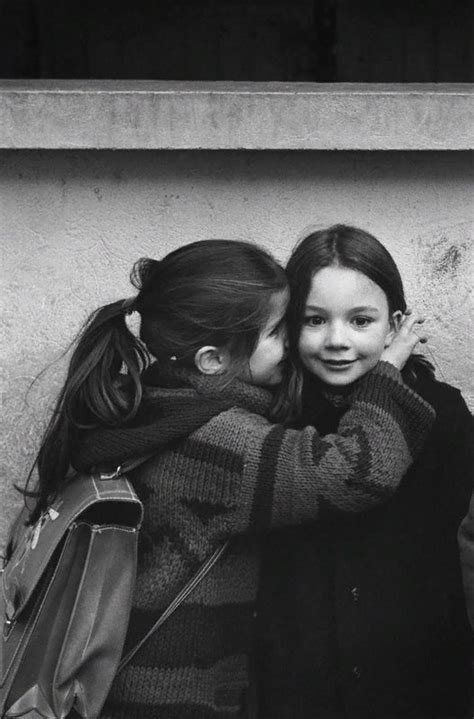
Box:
[298,266,396,387]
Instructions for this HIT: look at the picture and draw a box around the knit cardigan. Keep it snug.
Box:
[74,361,434,719]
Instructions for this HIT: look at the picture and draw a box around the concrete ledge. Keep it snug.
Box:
[0,80,472,150]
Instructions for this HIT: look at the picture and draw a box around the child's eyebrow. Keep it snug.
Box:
[304,304,381,313]
[304,304,325,312]
[350,306,381,313]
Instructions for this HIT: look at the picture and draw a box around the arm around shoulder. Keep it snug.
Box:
[242,361,435,530]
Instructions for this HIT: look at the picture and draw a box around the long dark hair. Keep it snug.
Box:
[28,239,287,519]
[273,224,434,422]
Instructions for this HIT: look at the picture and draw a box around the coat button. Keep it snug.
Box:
[351,586,360,602]
[352,665,361,679]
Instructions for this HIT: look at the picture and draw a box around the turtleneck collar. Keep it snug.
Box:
[303,371,356,410]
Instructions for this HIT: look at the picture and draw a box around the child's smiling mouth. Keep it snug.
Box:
[320,359,357,368]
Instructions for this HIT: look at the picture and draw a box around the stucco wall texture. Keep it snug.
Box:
[1,149,472,545]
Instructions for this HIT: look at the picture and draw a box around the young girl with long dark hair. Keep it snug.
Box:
[23,238,433,718]
[258,225,473,719]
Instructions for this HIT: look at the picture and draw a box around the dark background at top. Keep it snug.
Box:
[0,0,472,81]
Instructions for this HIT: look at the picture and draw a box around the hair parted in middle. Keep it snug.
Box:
[285,224,407,348]
[287,224,433,376]
[272,224,434,423]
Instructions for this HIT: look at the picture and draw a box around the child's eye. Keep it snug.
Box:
[304,316,325,327]
[352,316,373,328]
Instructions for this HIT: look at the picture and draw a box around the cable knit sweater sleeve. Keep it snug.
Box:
[213,362,435,533]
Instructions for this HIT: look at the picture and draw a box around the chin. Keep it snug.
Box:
[314,369,361,388]
[321,377,354,388]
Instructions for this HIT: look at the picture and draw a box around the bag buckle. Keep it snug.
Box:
[96,465,122,481]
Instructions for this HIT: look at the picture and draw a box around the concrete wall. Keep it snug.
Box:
[1,148,473,545]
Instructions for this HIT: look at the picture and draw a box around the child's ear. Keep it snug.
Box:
[384,310,403,348]
[194,346,230,375]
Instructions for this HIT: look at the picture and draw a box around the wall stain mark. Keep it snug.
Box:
[433,243,465,278]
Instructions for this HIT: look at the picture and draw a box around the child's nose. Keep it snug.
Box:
[326,322,349,347]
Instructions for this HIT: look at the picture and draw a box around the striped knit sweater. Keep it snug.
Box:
[73,361,435,719]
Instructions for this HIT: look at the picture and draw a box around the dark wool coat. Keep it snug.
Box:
[257,374,473,719]
[459,491,474,629]
[72,362,434,719]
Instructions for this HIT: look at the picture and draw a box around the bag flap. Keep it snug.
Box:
[2,474,143,623]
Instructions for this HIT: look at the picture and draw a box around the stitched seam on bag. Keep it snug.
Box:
[3,493,141,606]
[80,532,104,661]
[74,522,137,534]
[53,525,135,717]
[1,481,141,655]
[47,477,137,524]
[3,542,29,580]
[91,476,135,502]
[53,528,95,718]
[65,489,138,518]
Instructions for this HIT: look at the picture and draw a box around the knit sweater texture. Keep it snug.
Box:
[73,361,434,719]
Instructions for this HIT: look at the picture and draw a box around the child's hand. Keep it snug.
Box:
[381,310,428,370]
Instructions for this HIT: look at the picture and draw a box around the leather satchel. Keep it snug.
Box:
[1,464,228,719]
[0,469,144,719]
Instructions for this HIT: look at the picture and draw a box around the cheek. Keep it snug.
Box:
[362,328,390,356]
[298,329,319,356]
[297,334,307,358]
[297,333,321,371]
[251,339,274,368]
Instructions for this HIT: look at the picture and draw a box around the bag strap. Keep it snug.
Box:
[108,453,228,673]
[93,452,156,481]
[117,539,229,673]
